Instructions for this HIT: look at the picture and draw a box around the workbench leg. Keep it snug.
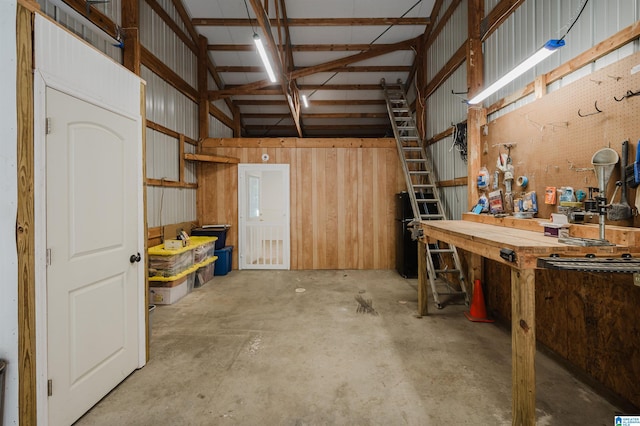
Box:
[511,268,536,426]
[468,252,483,295]
[417,240,428,316]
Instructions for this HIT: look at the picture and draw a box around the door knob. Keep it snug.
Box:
[129,253,141,263]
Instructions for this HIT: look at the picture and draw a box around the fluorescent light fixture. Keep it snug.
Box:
[301,94,309,108]
[468,39,565,105]
[253,34,277,83]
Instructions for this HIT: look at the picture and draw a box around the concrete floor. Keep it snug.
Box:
[76,270,622,425]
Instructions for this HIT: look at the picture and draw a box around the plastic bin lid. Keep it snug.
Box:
[201,224,231,230]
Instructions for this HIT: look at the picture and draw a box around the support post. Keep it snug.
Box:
[511,268,536,426]
[17,3,37,424]
[121,0,140,75]
[417,240,429,316]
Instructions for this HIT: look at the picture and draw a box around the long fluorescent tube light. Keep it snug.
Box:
[301,94,309,108]
[253,34,277,83]
[468,39,565,105]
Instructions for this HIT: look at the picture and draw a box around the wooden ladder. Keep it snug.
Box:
[382,79,469,309]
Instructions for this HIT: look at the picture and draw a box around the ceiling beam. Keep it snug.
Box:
[248,0,303,136]
[289,37,418,79]
[209,89,284,100]
[193,17,430,27]
[298,84,382,90]
[302,113,388,119]
[234,99,386,106]
[242,113,291,119]
[209,37,419,98]
[306,100,385,105]
[226,84,381,91]
[235,100,288,105]
[242,112,388,119]
[245,124,390,131]
[216,65,411,73]
[207,43,415,52]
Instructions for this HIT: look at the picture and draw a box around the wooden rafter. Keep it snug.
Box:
[207,43,415,51]
[406,0,443,90]
[144,0,196,52]
[248,0,302,136]
[60,0,118,38]
[481,0,526,41]
[166,0,236,121]
[278,0,295,74]
[243,112,388,119]
[220,37,420,96]
[193,17,430,26]
[209,88,284,100]
[216,65,411,73]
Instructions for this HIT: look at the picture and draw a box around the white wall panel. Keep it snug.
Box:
[483,0,640,106]
[426,65,468,139]
[140,0,197,88]
[147,187,197,228]
[210,115,234,138]
[141,66,199,140]
[427,0,468,80]
[440,186,469,219]
[37,0,122,62]
[145,129,180,181]
[184,144,197,184]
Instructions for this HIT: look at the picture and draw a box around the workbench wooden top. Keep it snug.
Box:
[418,220,636,269]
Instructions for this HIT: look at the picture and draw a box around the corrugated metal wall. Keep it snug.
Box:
[424,0,640,218]
[483,0,640,118]
[37,0,122,62]
[423,0,470,219]
[139,2,232,227]
[39,0,235,228]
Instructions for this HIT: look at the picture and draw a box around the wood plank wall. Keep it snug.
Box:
[197,138,406,270]
[478,53,640,410]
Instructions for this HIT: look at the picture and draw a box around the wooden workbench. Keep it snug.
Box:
[417,218,638,426]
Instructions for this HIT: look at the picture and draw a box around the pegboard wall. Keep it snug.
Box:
[481,51,640,224]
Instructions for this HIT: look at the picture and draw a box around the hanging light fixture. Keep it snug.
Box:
[253,34,277,83]
[468,39,565,105]
[301,94,309,108]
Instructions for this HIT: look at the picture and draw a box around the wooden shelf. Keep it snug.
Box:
[184,153,240,164]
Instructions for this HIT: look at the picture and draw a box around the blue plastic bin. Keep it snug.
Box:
[214,246,233,276]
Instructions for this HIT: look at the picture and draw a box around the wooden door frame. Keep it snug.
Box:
[237,163,291,270]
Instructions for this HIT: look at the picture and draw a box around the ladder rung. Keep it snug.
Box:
[421,214,444,219]
[406,159,427,163]
[410,171,430,174]
[413,184,435,188]
[392,108,409,113]
[435,269,461,274]
[400,136,420,140]
[417,199,438,203]
[429,249,455,254]
[402,147,422,151]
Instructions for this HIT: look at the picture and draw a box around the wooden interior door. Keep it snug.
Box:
[45,87,142,425]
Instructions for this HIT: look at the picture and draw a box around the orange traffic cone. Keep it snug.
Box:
[464,279,494,323]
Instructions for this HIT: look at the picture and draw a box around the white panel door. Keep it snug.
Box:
[46,88,141,426]
[238,164,290,269]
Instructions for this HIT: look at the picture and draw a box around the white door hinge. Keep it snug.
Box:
[46,248,51,266]
[46,117,51,135]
